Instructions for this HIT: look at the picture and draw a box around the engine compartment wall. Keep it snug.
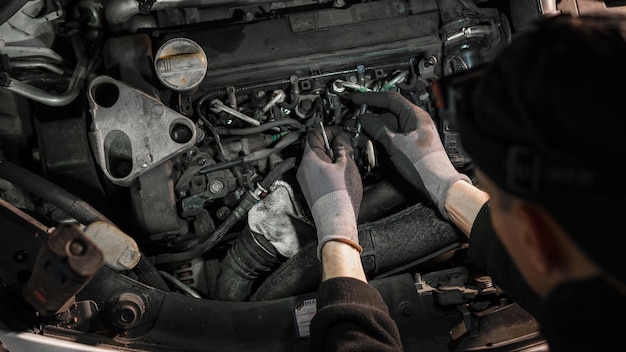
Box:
[149,0,441,90]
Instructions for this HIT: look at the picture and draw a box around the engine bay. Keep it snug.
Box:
[0,0,560,350]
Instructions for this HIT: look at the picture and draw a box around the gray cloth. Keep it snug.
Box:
[353,91,471,219]
[248,180,312,258]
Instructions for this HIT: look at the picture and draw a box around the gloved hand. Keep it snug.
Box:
[352,91,471,219]
[296,125,363,259]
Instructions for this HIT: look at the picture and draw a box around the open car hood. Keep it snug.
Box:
[2,0,615,350]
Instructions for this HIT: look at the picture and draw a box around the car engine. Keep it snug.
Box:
[0,0,571,350]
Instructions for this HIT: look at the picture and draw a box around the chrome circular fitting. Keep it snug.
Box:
[154,38,208,92]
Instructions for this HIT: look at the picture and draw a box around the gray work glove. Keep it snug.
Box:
[296,126,363,259]
[352,91,471,219]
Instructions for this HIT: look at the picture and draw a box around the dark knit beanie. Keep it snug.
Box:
[459,13,626,284]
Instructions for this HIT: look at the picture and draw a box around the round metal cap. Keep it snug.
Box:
[154,38,207,92]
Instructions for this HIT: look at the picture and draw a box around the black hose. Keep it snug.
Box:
[153,157,297,265]
[277,90,300,110]
[0,158,169,291]
[133,256,171,292]
[199,115,227,162]
[251,202,462,301]
[276,75,301,111]
[197,131,300,175]
[242,131,301,163]
[259,156,296,189]
[213,228,280,301]
[215,119,304,136]
[358,179,408,224]
[195,90,226,117]
[0,158,109,225]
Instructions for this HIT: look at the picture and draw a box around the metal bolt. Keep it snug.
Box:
[136,156,150,168]
[270,2,286,9]
[197,157,207,165]
[332,80,346,93]
[474,276,494,290]
[69,239,87,256]
[227,86,237,109]
[424,56,437,68]
[13,250,29,263]
[209,180,225,194]
[151,105,164,118]
[171,124,193,143]
[298,99,313,114]
[398,302,412,316]
[119,308,135,323]
[261,90,286,113]
[108,292,145,331]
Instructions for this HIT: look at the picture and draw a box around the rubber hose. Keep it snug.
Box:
[154,157,296,265]
[134,255,171,292]
[250,202,462,301]
[215,119,304,136]
[0,158,169,291]
[198,132,299,175]
[277,90,300,110]
[260,157,296,189]
[242,132,301,163]
[0,158,109,225]
[358,179,407,224]
[213,228,280,301]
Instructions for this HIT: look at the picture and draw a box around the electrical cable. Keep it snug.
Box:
[158,271,202,299]
[198,115,227,161]
[153,157,297,265]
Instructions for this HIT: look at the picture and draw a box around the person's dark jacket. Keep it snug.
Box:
[469,203,626,351]
[309,277,403,351]
[310,202,626,351]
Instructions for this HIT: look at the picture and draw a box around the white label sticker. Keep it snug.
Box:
[293,298,317,338]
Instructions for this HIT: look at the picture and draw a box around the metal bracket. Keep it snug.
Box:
[87,75,197,187]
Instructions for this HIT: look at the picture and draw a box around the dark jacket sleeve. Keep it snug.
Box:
[467,202,544,316]
[309,277,403,352]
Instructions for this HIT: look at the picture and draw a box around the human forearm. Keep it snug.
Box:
[320,241,367,282]
[317,179,485,283]
[444,179,489,236]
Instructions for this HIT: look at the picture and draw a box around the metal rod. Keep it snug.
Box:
[210,99,261,126]
[319,121,334,160]
[0,198,53,234]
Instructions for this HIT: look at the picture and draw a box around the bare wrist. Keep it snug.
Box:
[444,180,489,236]
[320,241,367,283]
